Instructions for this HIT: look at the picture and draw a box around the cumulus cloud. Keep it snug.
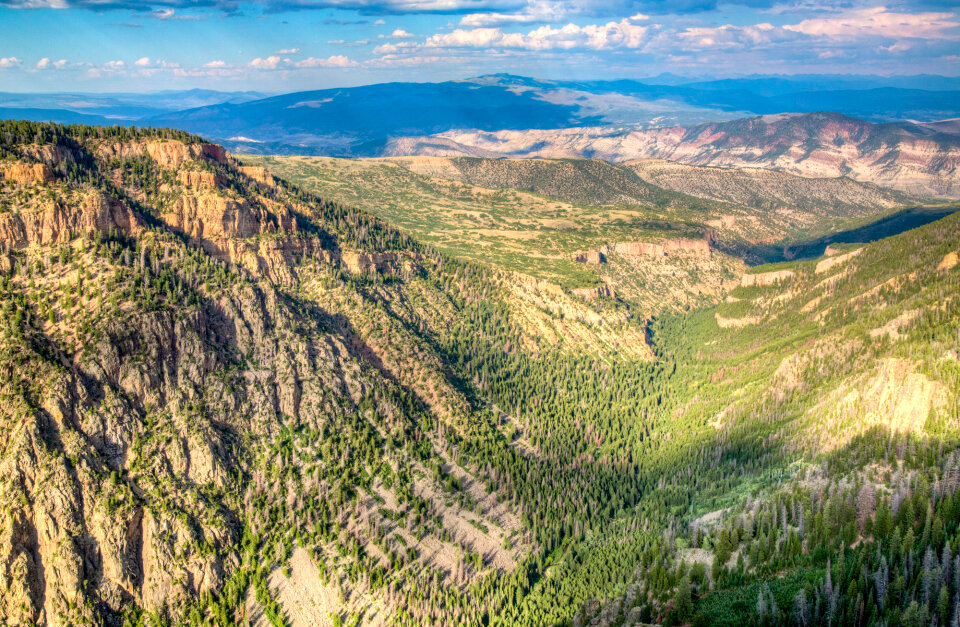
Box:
[0,57,23,68]
[246,54,357,69]
[783,6,960,40]
[676,22,793,49]
[459,11,539,26]
[276,47,302,54]
[135,56,151,66]
[391,28,415,37]
[294,54,357,67]
[419,18,650,51]
[203,59,228,68]
[458,0,586,27]
[249,55,283,69]
[34,57,68,69]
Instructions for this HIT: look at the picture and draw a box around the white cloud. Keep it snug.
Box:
[249,55,283,69]
[391,28,415,38]
[676,22,788,50]
[204,60,228,68]
[35,57,69,70]
[784,7,960,40]
[104,60,125,70]
[0,57,22,69]
[373,42,402,54]
[459,12,538,27]
[459,0,571,28]
[368,54,450,67]
[276,48,302,54]
[151,8,200,21]
[880,41,911,54]
[422,18,650,51]
[245,54,357,70]
[374,19,386,26]
[135,56,151,66]
[294,55,357,68]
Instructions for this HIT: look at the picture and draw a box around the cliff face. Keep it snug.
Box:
[238,165,276,187]
[96,139,229,169]
[2,163,55,185]
[0,191,143,248]
[612,238,712,259]
[0,124,541,626]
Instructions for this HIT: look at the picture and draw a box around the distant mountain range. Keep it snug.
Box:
[0,88,267,124]
[392,112,960,198]
[1,74,958,158]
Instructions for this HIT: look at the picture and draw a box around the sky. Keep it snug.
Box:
[0,0,958,92]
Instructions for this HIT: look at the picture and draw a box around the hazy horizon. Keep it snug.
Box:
[2,0,959,92]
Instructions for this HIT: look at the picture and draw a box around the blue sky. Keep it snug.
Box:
[0,0,958,92]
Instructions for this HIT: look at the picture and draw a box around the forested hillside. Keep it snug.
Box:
[0,121,958,627]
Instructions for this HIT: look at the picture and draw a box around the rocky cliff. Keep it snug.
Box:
[612,238,712,259]
[423,113,960,198]
[0,123,535,626]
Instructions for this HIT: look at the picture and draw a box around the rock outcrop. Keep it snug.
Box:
[2,163,55,185]
[574,250,606,264]
[938,251,958,272]
[740,269,795,287]
[571,284,615,300]
[16,144,77,167]
[238,166,276,187]
[815,248,862,274]
[0,191,143,248]
[97,140,229,169]
[163,194,296,248]
[340,251,398,273]
[178,170,222,190]
[612,238,711,259]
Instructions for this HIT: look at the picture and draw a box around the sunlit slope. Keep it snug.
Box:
[243,154,745,312]
[580,211,960,626]
[679,211,959,451]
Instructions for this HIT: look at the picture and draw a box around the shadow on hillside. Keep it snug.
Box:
[722,204,960,265]
[784,204,960,260]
